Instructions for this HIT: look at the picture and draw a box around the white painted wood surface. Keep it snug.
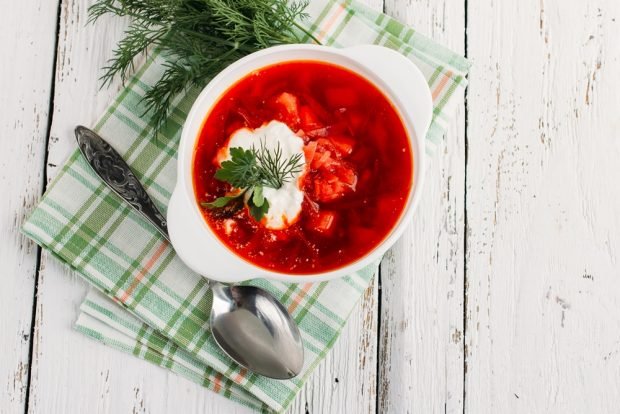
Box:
[465,0,620,412]
[379,1,465,413]
[3,0,620,413]
[0,1,59,412]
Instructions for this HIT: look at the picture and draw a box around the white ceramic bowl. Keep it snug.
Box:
[168,44,432,283]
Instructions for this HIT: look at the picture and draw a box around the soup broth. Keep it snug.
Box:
[193,61,413,274]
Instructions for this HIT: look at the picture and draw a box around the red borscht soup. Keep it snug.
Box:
[193,61,412,274]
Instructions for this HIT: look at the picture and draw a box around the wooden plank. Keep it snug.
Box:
[28,1,382,413]
[465,0,620,411]
[0,1,59,412]
[378,1,466,413]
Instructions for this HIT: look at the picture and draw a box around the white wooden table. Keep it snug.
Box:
[3,0,620,412]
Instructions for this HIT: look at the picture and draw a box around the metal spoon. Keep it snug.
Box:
[74,126,304,379]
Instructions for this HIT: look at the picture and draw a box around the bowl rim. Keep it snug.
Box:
[168,44,431,283]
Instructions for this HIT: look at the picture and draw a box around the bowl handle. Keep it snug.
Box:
[341,45,433,143]
[167,187,255,283]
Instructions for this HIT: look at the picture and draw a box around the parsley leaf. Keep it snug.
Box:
[248,196,270,221]
[201,194,241,209]
[252,185,265,207]
[214,148,258,188]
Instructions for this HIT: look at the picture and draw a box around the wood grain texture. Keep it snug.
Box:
[378,1,466,413]
[0,1,59,412]
[465,0,620,412]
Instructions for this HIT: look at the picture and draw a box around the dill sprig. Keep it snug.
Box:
[201,141,304,221]
[89,0,320,132]
[253,140,304,189]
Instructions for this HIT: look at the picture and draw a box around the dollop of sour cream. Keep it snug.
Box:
[217,120,306,230]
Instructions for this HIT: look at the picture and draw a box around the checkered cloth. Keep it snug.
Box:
[22,0,469,412]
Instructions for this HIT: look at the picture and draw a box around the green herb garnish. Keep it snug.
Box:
[200,141,303,221]
[88,0,320,132]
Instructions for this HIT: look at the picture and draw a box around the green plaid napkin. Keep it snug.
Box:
[22,0,469,412]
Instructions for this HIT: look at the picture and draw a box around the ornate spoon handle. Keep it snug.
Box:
[74,125,170,241]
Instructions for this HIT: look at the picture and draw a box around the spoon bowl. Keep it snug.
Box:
[210,283,303,379]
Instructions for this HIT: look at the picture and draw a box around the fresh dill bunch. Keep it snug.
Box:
[89,0,320,132]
